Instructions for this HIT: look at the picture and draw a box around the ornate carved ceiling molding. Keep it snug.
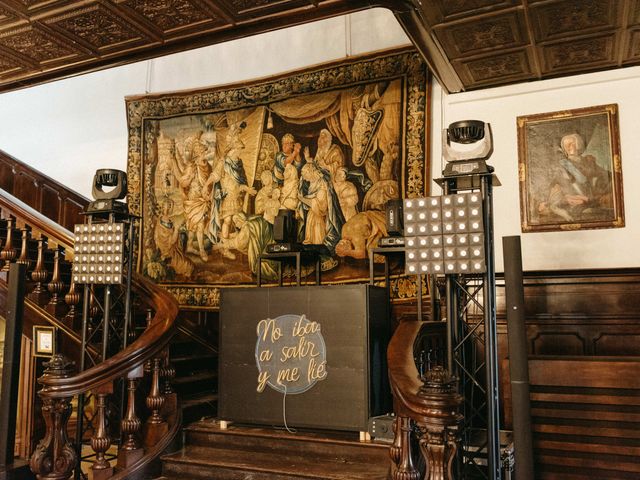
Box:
[401,0,637,92]
[0,0,636,93]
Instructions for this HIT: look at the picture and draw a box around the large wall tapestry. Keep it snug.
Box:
[126,48,430,308]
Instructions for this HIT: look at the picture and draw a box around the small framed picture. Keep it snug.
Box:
[33,326,56,357]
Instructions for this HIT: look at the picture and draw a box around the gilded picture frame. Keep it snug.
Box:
[126,48,430,309]
[33,325,56,357]
[517,104,624,233]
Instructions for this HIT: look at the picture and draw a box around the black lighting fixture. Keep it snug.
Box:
[403,193,485,275]
[442,120,494,180]
[72,222,126,285]
[85,168,129,215]
[266,209,299,253]
[378,199,406,247]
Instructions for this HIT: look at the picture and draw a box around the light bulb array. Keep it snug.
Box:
[72,222,126,284]
[404,193,486,275]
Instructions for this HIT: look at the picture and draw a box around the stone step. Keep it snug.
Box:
[161,444,389,480]
[182,420,389,464]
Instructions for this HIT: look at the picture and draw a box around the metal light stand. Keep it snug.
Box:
[73,209,136,480]
[436,170,501,480]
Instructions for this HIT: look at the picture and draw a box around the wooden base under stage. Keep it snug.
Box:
[158,420,391,479]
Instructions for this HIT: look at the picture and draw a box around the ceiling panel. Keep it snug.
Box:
[46,3,146,52]
[0,23,84,64]
[426,0,518,24]
[0,0,637,93]
[434,10,528,59]
[116,0,222,35]
[454,48,533,87]
[223,0,311,19]
[529,0,619,43]
[540,33,618,73]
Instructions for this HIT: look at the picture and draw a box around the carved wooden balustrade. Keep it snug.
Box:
[0,188,181,480]
[388,320,462,480]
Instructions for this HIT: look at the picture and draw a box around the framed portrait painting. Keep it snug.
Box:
[126,48,430,308]
[517,104,624,233]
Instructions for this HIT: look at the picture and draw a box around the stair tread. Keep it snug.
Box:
[181,392,218,408]
[172,353,216,363]
[173,371,217,384]
[185,420,388,450]
[162,445,389,479]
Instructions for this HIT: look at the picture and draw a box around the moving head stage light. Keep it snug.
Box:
[442,120,494,179]
[86,168,129,215]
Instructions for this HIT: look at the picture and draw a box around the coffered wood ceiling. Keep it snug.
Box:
[0,0,635,94]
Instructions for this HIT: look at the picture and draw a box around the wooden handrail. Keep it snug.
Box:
[1,185,181,479]
[388,321,424,410]
[0,187,179,394]
[387,320,461,480]
[40,274,178,397]
[0,188,74,254]
[388,321,447,420]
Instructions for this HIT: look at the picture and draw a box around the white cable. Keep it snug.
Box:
[344,15,352,57]
[145,60,154,94]
[282,386,296,434]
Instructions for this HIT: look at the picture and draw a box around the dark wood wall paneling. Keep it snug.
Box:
[493,269,640,479]
[494,269,640,361]
[0,150,89,231]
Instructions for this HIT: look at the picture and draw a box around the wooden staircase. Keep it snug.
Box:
[170,332,218,424]
[0,152,394,479]
[157,421,391,480]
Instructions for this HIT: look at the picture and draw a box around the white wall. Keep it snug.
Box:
[433,69,640,271]
[0,8,410,198]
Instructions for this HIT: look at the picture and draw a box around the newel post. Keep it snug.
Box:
[29,354,77,480]
[416,367,463,480]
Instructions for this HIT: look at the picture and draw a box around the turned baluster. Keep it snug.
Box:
[416,367,463,480]
[390,416,402,465]
[144,356,168,447]
[29,235,51,304]
[160,349,178,419]
[46,246,68,317]
[146,357,165,424]
[0,217,8,249]
[63,278,82,329]
[90,383,114,480]
[392,415,420,480]
[0,216,18,271]
[29,354,77,480]
[161,351,175,395]
[16,226,35,270]
[117,365,144,469]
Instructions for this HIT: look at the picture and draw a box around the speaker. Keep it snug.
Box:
[273,209,297,243]
[385,199,403,236]
[503,236,534,480]
[219,285,391,431]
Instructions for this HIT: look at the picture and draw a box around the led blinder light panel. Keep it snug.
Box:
[404,193,485,275]
[72,223,125,285]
